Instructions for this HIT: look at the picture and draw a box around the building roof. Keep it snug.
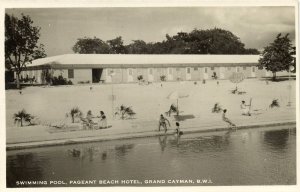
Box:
[27,54,261,69]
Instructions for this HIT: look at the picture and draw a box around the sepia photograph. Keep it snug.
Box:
[2,0,299,190]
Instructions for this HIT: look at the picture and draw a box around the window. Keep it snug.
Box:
[157,68,161,72]
[109,69,114,75]
[194,67,198,71]
[128,69,133,76]
[187,68,191,74]
[211,67,214,70]
[176,68,180,71]
[168,68,172,74]
[236,67,240,72]
[149,68,153,75]
[243,66,247,70]
[204,68,208,73]
[227,67,231,70]
[68,69,74,79]
[252,67,256,72]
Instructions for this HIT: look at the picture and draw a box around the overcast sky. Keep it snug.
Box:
[6,7,295,56]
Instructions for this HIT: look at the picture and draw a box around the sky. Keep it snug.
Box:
[6,7,296,57]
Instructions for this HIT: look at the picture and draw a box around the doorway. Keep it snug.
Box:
[92,68,103,83]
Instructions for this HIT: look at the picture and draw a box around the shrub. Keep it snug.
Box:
[137,75,143,81]
[115,105,136,119]
[67,80,73,85]
[270,99,280,108]
[202,79,206,84]
[212,103,222,113]
[212,72,218,80]
[70,107,82,123]
[160,75,166,81]
[13,109,34,127]
[52,75,69,85]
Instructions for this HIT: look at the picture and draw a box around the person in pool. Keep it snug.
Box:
[158,114,171,133]
[175,122,183,136]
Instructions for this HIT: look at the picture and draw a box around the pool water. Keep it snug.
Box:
[6,126,296,187]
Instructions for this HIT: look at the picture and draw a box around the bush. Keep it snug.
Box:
[69,107,82,123]
[270,99,280,108]
[212,72,218,80]
[212,103,222,113]
[115,105,136,119]
[137,75,143,81]
[160,75,166,81]
[52,75,69,85]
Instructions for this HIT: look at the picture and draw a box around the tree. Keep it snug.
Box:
[107,36,127,54]
[5,13,46,89]
[13,109,34,127]
[72,37,110,54]
[126,40,149,54]
[259,33,295,80]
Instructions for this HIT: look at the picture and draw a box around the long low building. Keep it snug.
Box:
[19,54,285,84]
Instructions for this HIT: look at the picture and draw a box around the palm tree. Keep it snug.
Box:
[118,105,136,119]
[70,107,82,123]
[14,109,33,127]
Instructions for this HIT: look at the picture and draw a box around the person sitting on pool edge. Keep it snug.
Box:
[98,111,107,129]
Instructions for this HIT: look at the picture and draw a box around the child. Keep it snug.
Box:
[175,122,183,136]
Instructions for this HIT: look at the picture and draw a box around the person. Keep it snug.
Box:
[222,109,236,127]
[98,111,107,128]
[86,110,95,129]
[240,100,251,116]
[166,104,178,117]
[175,122,183,136]
[158,114,171,133]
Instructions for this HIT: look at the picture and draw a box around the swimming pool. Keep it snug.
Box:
[6,126,296,187]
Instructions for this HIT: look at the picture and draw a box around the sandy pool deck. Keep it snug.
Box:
[6,78,296,150]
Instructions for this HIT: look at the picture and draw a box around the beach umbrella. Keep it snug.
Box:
[167,91,189,115]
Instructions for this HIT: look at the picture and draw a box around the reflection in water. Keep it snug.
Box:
[7,153,45,187]
[6,127,296,187]
[168,130,232,154]
[158,135,168,152]
[101,152,107,160]
[114,144,135,157]
[263,129,289,149]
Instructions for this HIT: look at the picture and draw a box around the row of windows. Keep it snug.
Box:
[67,67,257,79]
[115,67,255,74]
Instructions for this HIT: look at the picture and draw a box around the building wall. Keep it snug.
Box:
[73,69,92,83]
[23,64,292,85]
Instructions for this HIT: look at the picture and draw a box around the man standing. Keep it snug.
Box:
[158,114,171,133]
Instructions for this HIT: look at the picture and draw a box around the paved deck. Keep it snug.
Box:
[6,105,296,150]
